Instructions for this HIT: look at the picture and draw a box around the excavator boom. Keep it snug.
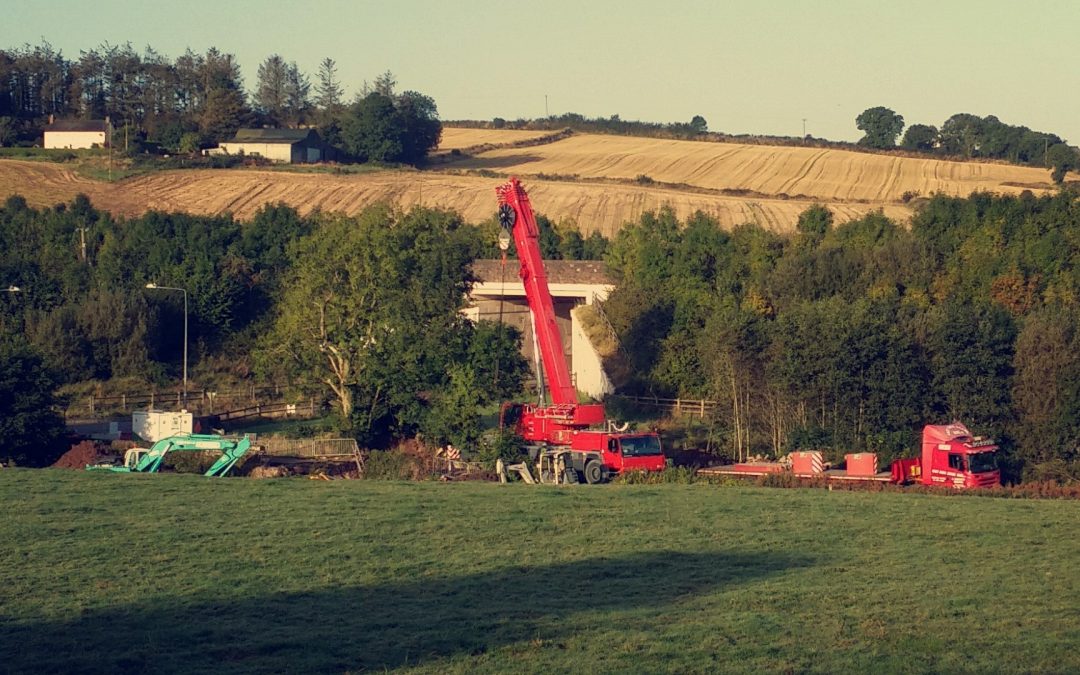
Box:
[88,434,253,477]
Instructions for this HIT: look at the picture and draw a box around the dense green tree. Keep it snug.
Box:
[855,106,904,149]
[338,89,441,165]
[926,300,1015,426]
[939,113,984,157]
[1046,143,1077,183]
[901,123,938,151]
[1011,308,1080,470]
[396,91,441,164]
[340,92,402,162]
[258,205,483,443]
[795,204,833,248]
[0,333,66,466]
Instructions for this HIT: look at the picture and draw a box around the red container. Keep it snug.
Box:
[845,453,879,476]
[791,451,824,475]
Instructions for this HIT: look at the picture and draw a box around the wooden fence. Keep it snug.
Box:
[256,437,359,459]
[211,400,319,422]
[65,385,291,418]
[608,394,720,419]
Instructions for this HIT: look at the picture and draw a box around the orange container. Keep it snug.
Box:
[845,453,878,476]
[791,451,824,475]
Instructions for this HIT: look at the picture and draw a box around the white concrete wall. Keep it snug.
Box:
[471,280,613,303]
[571,306,614,399]
[218,142,293,162]
[44,131,106,149]
[466,280,616,399]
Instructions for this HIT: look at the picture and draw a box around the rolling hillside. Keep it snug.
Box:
[0,129,1062,233]
[451,132,1058,202]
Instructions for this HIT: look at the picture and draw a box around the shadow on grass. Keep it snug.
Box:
[5,549,812,673]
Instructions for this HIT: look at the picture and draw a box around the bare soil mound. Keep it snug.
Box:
[53,440,111,469]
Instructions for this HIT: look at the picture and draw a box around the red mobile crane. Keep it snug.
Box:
[495,177,665,483]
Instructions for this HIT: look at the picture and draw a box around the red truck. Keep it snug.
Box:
[495,178,665,483]
[702,422,1000,489]
[894,422,1000,488]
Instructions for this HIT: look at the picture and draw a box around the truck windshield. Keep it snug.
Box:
[967,452,997,474]
[620,436,662,457]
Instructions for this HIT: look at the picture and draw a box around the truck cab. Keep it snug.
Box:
[567,431,665,475]
[606,434,666,473]
[920,423,1000,488]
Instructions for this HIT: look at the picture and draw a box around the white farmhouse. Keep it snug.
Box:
[44,119,109,149]
[218,128,324,163]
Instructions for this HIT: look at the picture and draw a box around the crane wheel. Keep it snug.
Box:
[584,459,603,484]
[563,467,579,484]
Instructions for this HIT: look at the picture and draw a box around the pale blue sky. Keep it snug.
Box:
[6,0,1079,143]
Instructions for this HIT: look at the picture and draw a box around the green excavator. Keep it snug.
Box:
[87,434,253,477]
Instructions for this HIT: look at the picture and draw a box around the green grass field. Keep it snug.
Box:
[1,470,1077,674]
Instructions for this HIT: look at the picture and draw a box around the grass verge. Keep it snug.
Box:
[0,470,1077,673]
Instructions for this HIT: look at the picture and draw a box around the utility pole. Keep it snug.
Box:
[545,94,549,118]
[802,118,807,140]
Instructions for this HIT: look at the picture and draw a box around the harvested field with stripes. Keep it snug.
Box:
[0,129,1064,233]
[0,160,908,234]
[452,133,1059,202]
[436,127,556,151]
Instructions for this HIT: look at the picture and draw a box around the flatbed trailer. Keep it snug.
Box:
[698,464,892,483]
[697,423,1000,490]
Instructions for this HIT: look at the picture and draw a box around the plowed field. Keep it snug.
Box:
[0,130,1061,234]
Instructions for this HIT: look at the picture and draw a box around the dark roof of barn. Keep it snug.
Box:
[229,128,320,144]
[471,259,613,285]
[45,119,108,132]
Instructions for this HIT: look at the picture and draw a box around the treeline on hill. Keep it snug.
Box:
[602,190,1080,483]
[0,195,558,464]
[454,107,1078,183]
[857,106,1078,181]
[0,41,440,164]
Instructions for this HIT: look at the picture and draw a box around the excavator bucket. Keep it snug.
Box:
[204,437,252,476]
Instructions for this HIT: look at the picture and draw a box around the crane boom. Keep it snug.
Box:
[493,178,666,481]
[496,178,577,406]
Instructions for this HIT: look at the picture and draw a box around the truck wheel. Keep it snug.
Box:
[563,467,579,484]
[584,459,603,484]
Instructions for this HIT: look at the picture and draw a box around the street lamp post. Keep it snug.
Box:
[146,283,188,406]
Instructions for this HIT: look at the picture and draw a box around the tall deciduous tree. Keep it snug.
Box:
[855,106,904,149]
[901,123,939,151]
[259,205,481,440]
